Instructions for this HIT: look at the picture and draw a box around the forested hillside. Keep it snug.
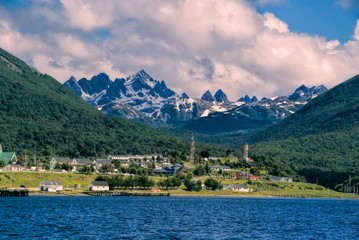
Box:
[250,74,359,187]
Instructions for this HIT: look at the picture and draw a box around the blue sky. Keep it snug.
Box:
[0,0,358,99]
[256,0,359,43]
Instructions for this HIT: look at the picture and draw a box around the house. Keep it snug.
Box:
[108,155,160,162]
[74,158,94,170]
[177,166,189,175]
[154,169,169,175]
[269,176,293,182]
[0,144,17,166]
[94,159,113,170]
[50,157,75,170]
[234,171,249,180]
[39,180,63,192]
[210,166,231,171]
[4,164,23,172]
[223,184,251,192]
[249,175,259,181]
[249,162,258,168]
[88,181,109,191]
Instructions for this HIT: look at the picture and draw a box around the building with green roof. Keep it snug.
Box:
[0,144,17,165]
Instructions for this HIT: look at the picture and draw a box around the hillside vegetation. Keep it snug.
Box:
[0,48,226,157]
[249,75,359,187]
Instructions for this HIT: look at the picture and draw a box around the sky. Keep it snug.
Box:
[0,0,358,100]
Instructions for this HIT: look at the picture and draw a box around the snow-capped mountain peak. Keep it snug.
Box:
[214,89,229,103]
[201,90,215,102]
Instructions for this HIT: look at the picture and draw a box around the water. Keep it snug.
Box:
[0,196,358,239]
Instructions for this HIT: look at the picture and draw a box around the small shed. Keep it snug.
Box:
[39,180,63,192]
[88,181,109,191]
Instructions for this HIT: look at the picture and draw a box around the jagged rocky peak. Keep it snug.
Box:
[289,84,328,102]
[238,95,257,103]
[201,90,215,102]
[132,69,154,84]
[90,73,112,91]
[64,76,82,96]
[214,89,229,103]
[181,92,190,99]
[76,72,112,95]
[295,84,309,92]
[129,69,157,92]
[153,80,176,98]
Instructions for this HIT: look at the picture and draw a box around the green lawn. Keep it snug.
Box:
[0,172,96,190]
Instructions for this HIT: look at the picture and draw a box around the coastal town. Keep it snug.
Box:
[0,141,296,195]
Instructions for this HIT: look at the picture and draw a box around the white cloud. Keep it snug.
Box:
[0,0,359,100]
[263,12,289,33]
[60,0,120,31]
[355,19,359,41]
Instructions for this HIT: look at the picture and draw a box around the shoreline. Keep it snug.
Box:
[25,191,359,200]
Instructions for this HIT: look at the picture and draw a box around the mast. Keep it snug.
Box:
[190,134,195,160]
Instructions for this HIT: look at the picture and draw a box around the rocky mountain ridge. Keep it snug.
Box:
[64,70,327,135]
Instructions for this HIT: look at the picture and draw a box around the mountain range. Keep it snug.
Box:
[64,70,327,135]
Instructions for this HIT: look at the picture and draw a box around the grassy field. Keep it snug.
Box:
[0,172,357,199]
[0,172,96,190]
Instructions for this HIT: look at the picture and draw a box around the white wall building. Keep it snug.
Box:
[39,180,63,192]
[88,181,109,191]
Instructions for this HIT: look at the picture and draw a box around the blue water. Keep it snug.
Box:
[0,197,358,239]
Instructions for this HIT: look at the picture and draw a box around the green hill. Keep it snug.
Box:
[0,48,225,157]
[250,75,359,187]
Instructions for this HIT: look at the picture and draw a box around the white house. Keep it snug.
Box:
[39,180,63,192]
[223,184,251,192]
[269,176,293,183]
[210,166,231,171]
[88,181,109,191]
[4,164,23,172]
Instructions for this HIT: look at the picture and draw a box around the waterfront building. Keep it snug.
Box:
[88,181,109,191]
[223,184,250,192]
[39,180,63,192]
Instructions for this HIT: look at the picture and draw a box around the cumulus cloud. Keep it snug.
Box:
[0,0,358,100]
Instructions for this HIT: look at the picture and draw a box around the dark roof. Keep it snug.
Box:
[95,159,112,165]
[269,176,283,181]
[227,184,249,189]
[154,169,168,173]
[90,181,109,186]
[6,164,22,168]
[41,180,62,186]
[75,158,93,164]
[53,157,72,163]
[210,165,231,169]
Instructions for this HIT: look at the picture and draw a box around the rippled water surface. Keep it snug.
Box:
[0,196,358,239]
